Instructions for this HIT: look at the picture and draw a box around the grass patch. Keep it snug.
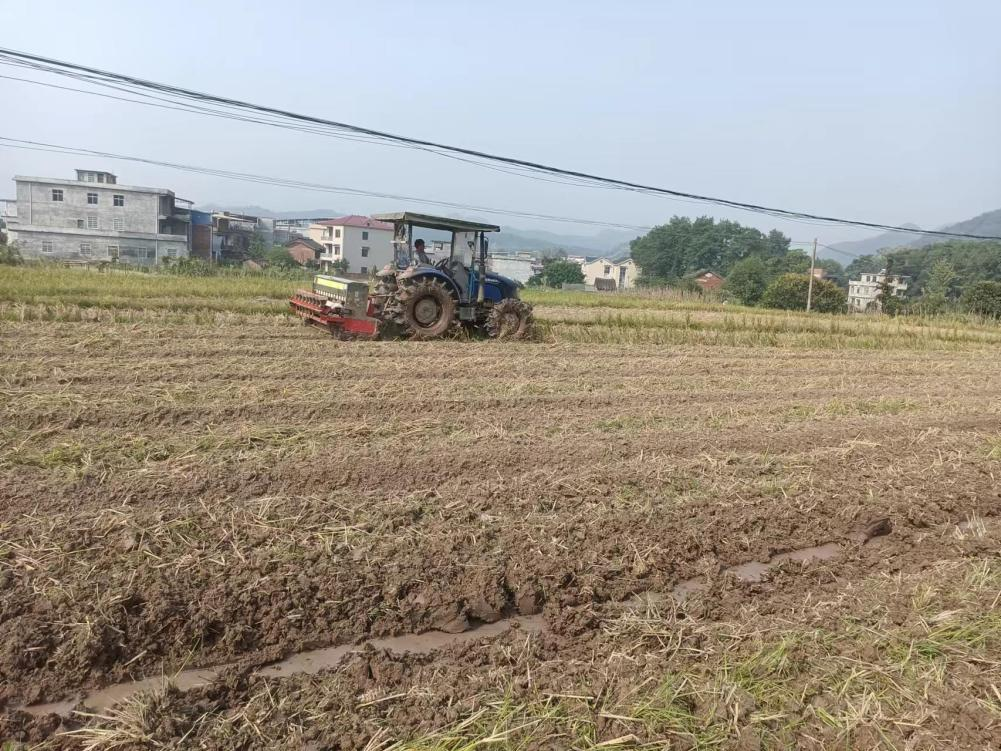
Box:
[986,436,1001,460]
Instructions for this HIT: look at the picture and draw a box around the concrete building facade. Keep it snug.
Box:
[580,257,638,290]
[487,252,542,284]
[308,215,394,275]
[848,270,910,312]
[209,211,271,263]
[11,170,189,265]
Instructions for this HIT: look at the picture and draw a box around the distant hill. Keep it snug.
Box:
[828,209,1001,258]
[491,227,637,257]
[195,203,636,256]
[825,223,922,258]
[928,208,1001,240]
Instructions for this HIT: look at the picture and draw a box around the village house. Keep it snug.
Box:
[847,269,910,312]
[580,257,637,290]
[692,270,724,291]
[284,237,324,266]
[10,169,190,265]
[487,251,543,284]
[308,215,394,275]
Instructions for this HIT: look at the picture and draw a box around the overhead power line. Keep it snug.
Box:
[1,137,975,265]
[0,136,652,233]
[1,46,999,243]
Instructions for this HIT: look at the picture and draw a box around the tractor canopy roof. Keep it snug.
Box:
[372,212,500,234]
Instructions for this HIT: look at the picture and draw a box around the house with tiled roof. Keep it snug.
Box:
[306,215,394,274]
[284,237,324,266]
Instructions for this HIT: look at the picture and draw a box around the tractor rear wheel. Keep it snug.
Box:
[398,279,458,339]
[487,299,533,340]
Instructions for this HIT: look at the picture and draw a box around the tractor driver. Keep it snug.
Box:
[414,239,431,264]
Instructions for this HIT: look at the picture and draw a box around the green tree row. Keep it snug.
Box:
[844,241,1001,317]
[845,240,1001,297]
[629,216,848,294]
[630,216,795,283]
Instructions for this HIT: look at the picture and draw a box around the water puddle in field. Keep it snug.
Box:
[22,614,544,718]
[671,541,845,599]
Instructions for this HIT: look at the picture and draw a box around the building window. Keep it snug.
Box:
[77,219,85,228]
[360,266,368,274]
[604,264,611,275]
[324,243,333,255]
[113,217,124,231]
[334,244,341,256]
[80,243,92,256]
[87,192,98,205]
[87,215,98,229]
[120,246,154,261]
[362,231,369,240]
[52,189,63,201]
[361,246,369,258]
[165,248,178,258]
[42,241,53,253]
[113,194,124,207]
[84,172,95,182]
[108,245,119,259]
[334,228,341,238]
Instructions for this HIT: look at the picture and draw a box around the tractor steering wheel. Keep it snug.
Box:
[434,258,451,272]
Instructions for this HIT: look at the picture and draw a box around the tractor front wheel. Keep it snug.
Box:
[398,279,458,339]
[487,299,533,340]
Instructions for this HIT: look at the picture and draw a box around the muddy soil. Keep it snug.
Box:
[2,318,1001,748]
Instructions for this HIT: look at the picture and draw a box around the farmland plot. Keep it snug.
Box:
[1,269,1000,749]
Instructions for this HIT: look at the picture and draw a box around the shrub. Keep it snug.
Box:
[962,281,1001,318]
[0,242,24,266]
[761,273,846,313]
[725,257,768,305]
[674,277,704,294]
[527,258,585,287]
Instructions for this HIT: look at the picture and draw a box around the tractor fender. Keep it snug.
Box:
[398,269,461,299]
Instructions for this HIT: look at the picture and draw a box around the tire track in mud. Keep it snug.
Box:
[19,615,547,717]
[16,512,978,721]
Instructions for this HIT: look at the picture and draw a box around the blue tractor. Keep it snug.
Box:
[372,212,534,340]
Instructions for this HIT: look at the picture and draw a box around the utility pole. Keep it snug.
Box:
[806,237,818,312]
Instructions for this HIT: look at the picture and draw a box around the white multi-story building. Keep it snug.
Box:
[488,252,542,284]
[580,257,638,290]
[10,169,190,265]
[307,215,394,275]
[848,270,910,312]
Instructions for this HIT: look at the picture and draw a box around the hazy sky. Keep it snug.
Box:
[2,0,999,249]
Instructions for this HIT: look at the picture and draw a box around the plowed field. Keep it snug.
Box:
[2,269,1000,749]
